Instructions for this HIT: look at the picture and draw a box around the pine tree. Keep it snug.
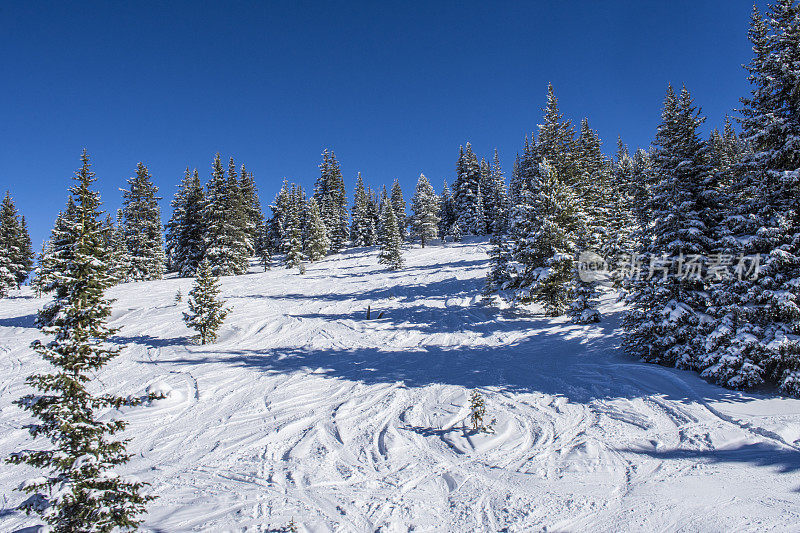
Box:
[120,163,165,281]
[503,161,582,314]
[184,257,230,344]
[438,179,457,241]
[0,192,34,287]
[410,173,440,247]
[314,150,349,251]
[203,154,250,276]
[282,185,305,271]
[623,85,714,369]
[390,178,407,239]
[701,2,800,394]
[487,149,509,234]
[239,164,264,254]
[166,168,207,277]
[378,201,404,269]
[267,179,292,255]
[7,149,156,531]
[305,198,330,262]
[453,143,482,234]
[109,209,132,285]
[351,173,375,247]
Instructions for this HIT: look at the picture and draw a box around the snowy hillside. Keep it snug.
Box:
[2,240,800,532]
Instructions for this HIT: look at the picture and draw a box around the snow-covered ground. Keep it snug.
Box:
[2,239,800,532]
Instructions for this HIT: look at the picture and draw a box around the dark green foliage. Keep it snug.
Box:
[184,257,230,344]
[7,150,155,531]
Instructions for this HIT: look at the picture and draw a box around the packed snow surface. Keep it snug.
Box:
[2,240,800,531]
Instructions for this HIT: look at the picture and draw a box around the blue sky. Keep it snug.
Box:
[1,1,767,249]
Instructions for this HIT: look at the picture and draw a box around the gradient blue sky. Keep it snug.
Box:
[1,1,767,249]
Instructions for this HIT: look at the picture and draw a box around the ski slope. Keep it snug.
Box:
[2,239,800,532]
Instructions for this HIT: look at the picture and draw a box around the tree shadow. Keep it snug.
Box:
[110,334,191,349]
[150,320,751,407]
[619,442,800,489]
[0,313,38,328]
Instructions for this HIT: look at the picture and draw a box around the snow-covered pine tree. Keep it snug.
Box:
[453,143,482,235]
[120,163,165,281]
[166,168,207,277]
[184,257,230,344]
[488,149,509,234]
[282,185,305,271]
[701,1,800,395]
[0,192,34,287]
[378,201,404,269]
[30,240,52,297]
[239,164,264,255]
[351,173,375,246]
[438,179,457,242]
[0,247,15,297]
[390,178,407,239]
[109,209,132,285]
[623,84,715,370]
[410,173,440,247]
[537,83,577,185]
[366,186,381,245]
[305,197,330,262]
[314,150,349,251]
[203,154,249,276]
[7,149,156,530]
[227,157,254,265]
[267,179,291,255]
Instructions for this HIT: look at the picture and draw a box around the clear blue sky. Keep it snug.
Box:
[1,0,766,249]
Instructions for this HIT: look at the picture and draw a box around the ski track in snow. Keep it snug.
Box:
[2,239,800,532]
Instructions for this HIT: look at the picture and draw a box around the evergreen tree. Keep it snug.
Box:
[501,161,582,314]
[488,149,509,234]
[203,154,249,276]
[453,143,483,234]
[702,2,800,394]
[7,150,155,531]
[390,178,407,239]
[239,164,264,254]
[438,179,457,241]
[166,168,207,277]
[410,173,440,248]
[378,201,404,269]
[267,179,292,254]
[120,163,165,281]
[623,85,714,369]
[282,185,305,271]
[351,173,375,246]
[109,209,132,285]
[314,150,349,251]
[184,257,230,344]
[537,83,577,183]
[0,192,34,286]
[305,198,330,262]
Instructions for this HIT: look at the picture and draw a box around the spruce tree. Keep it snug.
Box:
[378,201,404,269]
[410,173,440,247]
[351,173,375,246]
[0,192,34,287]
[453,143,482,235]
[166,168,206,277]
[109,209,132,285]
[203,154,249,276]
[314,150,349,251]
[305,198,330,262]
[390,178,407,239]
[239,164,264,254]
[7,150,155,531]
[701,2,800,394]
[184,257,230,344]
[121,163,165,281]
[438,179,457,241]
[623,85,714,369]
[282,185,305,271]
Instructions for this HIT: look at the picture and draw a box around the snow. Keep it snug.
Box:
[2,239,800,531]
